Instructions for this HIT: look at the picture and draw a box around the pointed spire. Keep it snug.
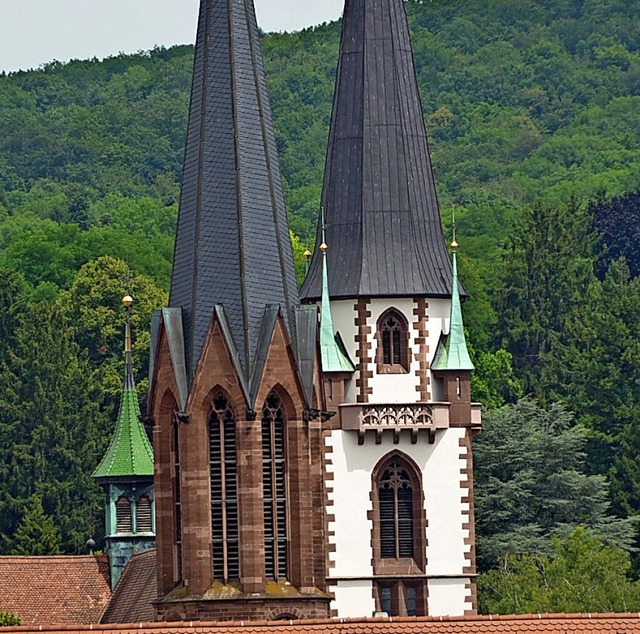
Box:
[169,0,299,378]
[319,212,355,373]
[93,296,154,479]
[301,0,453,301]
[432,244,474,371]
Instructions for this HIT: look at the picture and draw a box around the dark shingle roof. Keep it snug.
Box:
[169,0,299,379]
[301,0,453,301]
[100,550,156,624]
[0,555,111,625]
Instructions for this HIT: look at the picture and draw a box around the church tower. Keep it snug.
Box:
[301,0,481,618]
[147,0,329,622]
[93,295,155,589]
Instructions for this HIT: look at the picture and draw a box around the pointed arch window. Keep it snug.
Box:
[116,496,132,533]
[372,454,427,615]
[172,416,183,582]
[262,391,288,580]
[379,460,414,558]
[376,309,410,373]
[209,392,239,581]
[137,496,153,533]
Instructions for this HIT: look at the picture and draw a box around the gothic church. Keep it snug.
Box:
[146,0,481,621]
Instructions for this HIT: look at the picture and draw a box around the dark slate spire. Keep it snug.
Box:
[301,0,453,301]
[170,0,299,377]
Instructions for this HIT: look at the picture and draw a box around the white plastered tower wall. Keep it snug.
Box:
[324,296,476,618]
[331,298,451,405]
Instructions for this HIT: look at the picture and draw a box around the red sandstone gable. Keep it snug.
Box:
[0,555,111,625]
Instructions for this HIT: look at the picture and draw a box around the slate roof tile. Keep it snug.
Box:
[301,0,454,301]
[169,0,299,380]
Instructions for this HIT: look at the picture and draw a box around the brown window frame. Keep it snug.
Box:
[371,452,427,576]
[171,415,183,583]
[374,579,427,617]
[209,391,240,582]
[375,308,410,374]
[261,390,289,581]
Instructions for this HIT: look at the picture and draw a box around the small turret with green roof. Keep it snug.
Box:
[93,295,155,589]
[319,231,355,374]
[432,241,474,372]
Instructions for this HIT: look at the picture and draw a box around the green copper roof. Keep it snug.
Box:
[320,246,355,373]
[93,314,154,479]
[432,249,475,372]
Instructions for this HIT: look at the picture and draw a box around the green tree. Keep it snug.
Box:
[474,398,634,570]
[479,528,640,614]
[10,495,61,556]
[0,611,21,626]
[497,199,597,399]
[0,301,110,554]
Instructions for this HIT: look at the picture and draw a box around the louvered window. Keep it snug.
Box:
[172,420,183,581]
[378,309,409,372]
[137,496,152,533]
[209,392,239,582]
[116,496,132,533]
[379,460,413,559]
[262,391,288,580]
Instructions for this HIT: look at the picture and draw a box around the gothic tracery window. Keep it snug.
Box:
[377,309,409,373]
[379,460,414,559]
[172,416,183,582]
[262,391,288,580]
[209,392,239,581]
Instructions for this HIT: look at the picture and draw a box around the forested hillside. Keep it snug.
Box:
[1,0,640,612]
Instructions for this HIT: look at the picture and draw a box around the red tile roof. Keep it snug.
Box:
[0,555,111,625]
[4,614,640,634]
[101,550,156,624]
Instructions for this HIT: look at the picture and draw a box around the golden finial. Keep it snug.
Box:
[303,249,312,259]
[320,242,328,252]
[122,295,133,308]
[450,239,459,251]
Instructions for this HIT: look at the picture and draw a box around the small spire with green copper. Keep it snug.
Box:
[93,295,154,479]
[432,233,474,372]
[319,210,355,373]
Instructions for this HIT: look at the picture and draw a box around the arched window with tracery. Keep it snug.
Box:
[379,460,414,559]
[376,309,409,373]
[262,391,288,580]
[372,454,427,616]
[116,496,132,533]
[209,391,239,581]
[172,416,183,582]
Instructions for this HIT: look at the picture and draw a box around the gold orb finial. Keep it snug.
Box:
[320,242,328,252]
[450,239,459,250]
[303,249,312,259]
[122,295,134,308]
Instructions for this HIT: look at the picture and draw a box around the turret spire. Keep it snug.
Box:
[301,0,453,301]
[93,296,154,479]
[319,211,355,373]
[432,243,474,371]
[170,0,299,378]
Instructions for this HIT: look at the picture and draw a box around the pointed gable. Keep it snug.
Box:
[301,0,453,301]
[170,0,299,379]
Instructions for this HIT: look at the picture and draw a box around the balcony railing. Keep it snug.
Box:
[339,402,482,443]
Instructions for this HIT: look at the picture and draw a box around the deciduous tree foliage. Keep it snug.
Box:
[478,528,640,614]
